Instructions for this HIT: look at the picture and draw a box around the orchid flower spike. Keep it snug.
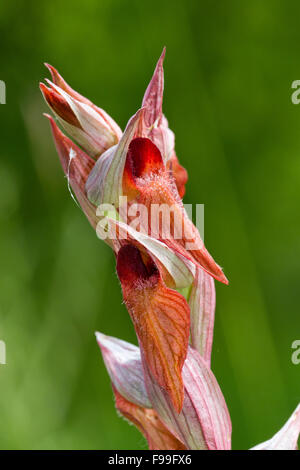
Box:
[40,49,298,451]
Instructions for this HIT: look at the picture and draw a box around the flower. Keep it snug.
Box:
[116,243,190,413]
[40,65,122,158]
[41,49,230,449]
[113,388,186,450]
[96,332,232,450]
[41,49,299,451]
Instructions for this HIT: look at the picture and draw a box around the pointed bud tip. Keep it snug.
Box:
[95,331,105,344]
[213,271,229,285]
[39,82,57,107]
[43,112,53,121]
[40,81,81,127]
[117,244,159,289]
[43,112,57,130]
[45,78,53,86]
[95,332,117,353]
[39,82,49,94]
[44,63,60,82]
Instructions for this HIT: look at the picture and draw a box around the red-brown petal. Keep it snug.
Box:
[126,165,228,284]
[121,137,227,284]
[116,244,190,413]
[127,138,164,178]
[123,137,164,199]
[40,83,81,127]
[167,152,188,199]
[113,387,186,450]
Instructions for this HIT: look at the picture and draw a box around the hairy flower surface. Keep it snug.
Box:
[41,49,299,451]
[116,244,190,413]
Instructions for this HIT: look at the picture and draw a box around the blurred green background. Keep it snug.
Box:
[0,0,299,450]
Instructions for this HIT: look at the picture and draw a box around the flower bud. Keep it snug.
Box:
[40,66,122,158]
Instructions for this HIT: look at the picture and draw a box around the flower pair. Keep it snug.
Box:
[40,50,300,450]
